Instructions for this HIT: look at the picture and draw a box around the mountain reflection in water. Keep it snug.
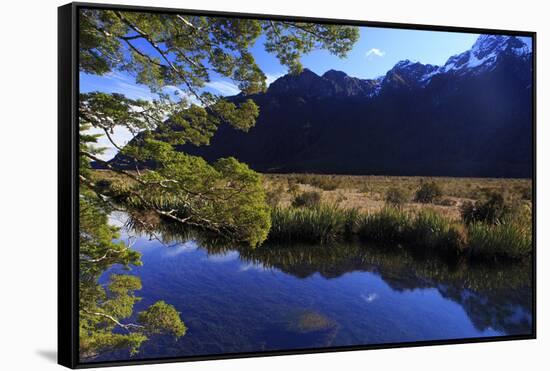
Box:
[92,213,532,362]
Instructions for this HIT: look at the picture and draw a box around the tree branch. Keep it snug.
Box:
[114,11,208,107]
[81,309,144,332]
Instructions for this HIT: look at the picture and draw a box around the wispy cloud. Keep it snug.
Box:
[102,71,155,101]
[366,48,386,59]
[205,80,241,96]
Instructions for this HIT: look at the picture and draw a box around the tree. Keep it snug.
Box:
[79,9,359,92]
[79,193,186,360]
[79,9,359,245]
[79,92,270,246]
[79,9,358,134]
[78,8,359,358]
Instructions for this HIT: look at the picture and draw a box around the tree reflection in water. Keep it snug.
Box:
[126,212,532,339]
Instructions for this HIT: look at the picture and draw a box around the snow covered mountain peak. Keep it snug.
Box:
[267,33,532,98]
[471,35,511,58]
[473,34,531,58]
[419,34,532,82]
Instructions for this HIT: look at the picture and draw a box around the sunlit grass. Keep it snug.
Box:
[270,204,531,260]
[468,222,532,260]
[269,205,359,244]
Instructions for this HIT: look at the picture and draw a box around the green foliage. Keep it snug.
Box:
[357,208,411,244]
[80,9,358,89]
[79,193,142,278]
[407,210,468,254]
[264,22,359,74]
[260,175,532,259]
[384,186,409,208]
[138,301,187,338]
[78,8,359,250]
[80,92,259,150]
[468,222,532,260]
[269,205,359,244]
[79,273,185,359]
[79,330,148,360]
[292,191,322,208]
[78,9,360,359]
[79,194,186,359]
[460,192,510,225]
[105,146,271,247]
[414,181,443,203]
[357,208,467,255]
[79,9,358,128]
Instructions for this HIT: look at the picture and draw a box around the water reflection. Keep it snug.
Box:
[93,213,532,362]
[237,242,532,335]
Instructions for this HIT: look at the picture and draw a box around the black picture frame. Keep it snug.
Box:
[58,2,537,368]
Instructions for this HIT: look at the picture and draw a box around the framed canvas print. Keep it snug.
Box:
[58,2,536,368]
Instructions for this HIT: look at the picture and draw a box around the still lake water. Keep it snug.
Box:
[92,215,533,362]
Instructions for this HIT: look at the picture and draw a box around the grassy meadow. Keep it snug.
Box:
[264,173,532,260]
[264,173,531,219]
[93,170,533,261]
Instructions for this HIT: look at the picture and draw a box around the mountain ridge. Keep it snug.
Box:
[110,34,533,178]
[264,34,531,97]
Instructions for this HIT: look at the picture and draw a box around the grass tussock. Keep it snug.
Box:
[357,207,411,244]
[269,204,531,261]
[269,205,359,244]
[467,222,531,260]
[356,209,467,255]
[292,191,322,208]
[407,210,468,254]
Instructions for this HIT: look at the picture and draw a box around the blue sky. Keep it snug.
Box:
[80,24,531,159]
[80,26,488,102]
[250,27,480,80]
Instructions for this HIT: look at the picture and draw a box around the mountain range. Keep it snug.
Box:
[111,34,534,178]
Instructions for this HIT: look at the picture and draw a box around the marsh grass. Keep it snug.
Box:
[357,207,411,244]
[406,210,468,254]
[468,222,532,260]
[93,170,532,260]
[270,204,530,260]
[269,205,359,244]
